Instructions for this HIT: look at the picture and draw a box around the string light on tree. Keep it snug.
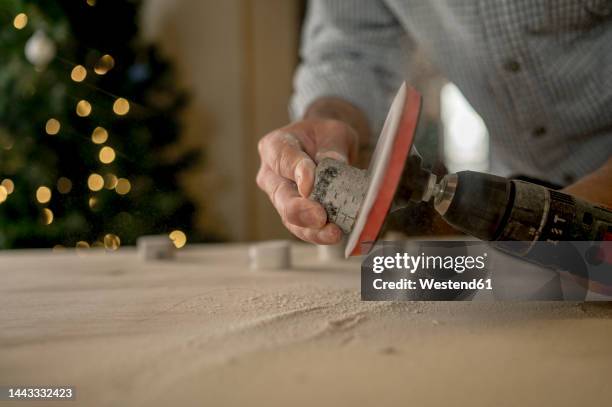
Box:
[36,186,52,204]
[71,65,87,82]
[104,234,121,251]
[99,146,116,164]
[42,208,54,225]
[104,173,118,189]
[169,230,187,249]
[87,173,104,191]
[1,179,15,195]
[76,241,90,250]
[45,118,61,135]
[76,100,92,117]
[94,54,115,75]
[13,13,28,30]
[91,127,108,144]
[0,186,8,204]
[57,177,72,194]
[113,98,130,116]
[115,178,131,195]
[88,196,99,210]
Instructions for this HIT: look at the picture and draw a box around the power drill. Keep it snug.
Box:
[311,155,612,279]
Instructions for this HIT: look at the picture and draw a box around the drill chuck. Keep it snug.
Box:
[433,172,513,241]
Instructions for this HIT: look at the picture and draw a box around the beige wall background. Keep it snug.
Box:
[142,0,301,241]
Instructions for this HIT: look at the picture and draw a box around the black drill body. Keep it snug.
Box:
[433,171,612,276]
[439,171,612,243]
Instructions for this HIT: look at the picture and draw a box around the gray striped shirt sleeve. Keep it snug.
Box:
[290,0,409,135]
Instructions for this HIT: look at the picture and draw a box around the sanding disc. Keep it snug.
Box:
[345,83,422,257]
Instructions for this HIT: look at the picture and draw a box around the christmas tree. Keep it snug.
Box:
[0,0,202,249]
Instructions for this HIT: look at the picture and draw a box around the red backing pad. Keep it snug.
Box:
[348,84,422,256]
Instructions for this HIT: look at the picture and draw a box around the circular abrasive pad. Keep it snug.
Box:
[345,83,422,257]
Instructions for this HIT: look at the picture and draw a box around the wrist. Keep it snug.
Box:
[304,97,371,150]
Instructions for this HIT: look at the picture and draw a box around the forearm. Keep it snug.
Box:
[292,0,406,152]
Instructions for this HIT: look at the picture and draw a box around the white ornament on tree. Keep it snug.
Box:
[25,30,56,69]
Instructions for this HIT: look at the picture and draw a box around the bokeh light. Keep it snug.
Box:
[1,179,15,194]
[99,146,116,164]
[76,100,92,117]
[13,13,28,30]
[36,186,52,204]
[103,233,121,251]
[1,136,14,151]
[88,196,99,210]
[45,118,61,135]
[115,178,131,195]
[57,177,72,194]
[87,173,104,191]
[71,65,87,82]
[42,208,54,225]
[94,54,115,75]
[104,173,118,189]
[0,186,7,204]
[169,230,187,249]
[113,98,130,116]
[76,241,90,250]
[91,127,108,144]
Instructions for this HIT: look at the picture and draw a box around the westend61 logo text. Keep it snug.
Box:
[363,241,612,301]
[372,252,488,274]
[366,250,492,293]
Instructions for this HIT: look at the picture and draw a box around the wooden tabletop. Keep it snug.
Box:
[2,244,612,407]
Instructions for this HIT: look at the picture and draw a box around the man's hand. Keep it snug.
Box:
[256,118,359,244]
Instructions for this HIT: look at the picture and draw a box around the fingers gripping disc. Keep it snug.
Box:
[345,83,422,257]
[309,158,368,234]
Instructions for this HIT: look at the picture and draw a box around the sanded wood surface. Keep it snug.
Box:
[1,244,612,407]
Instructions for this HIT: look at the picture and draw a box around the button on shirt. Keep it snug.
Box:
[291,0,612,184]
